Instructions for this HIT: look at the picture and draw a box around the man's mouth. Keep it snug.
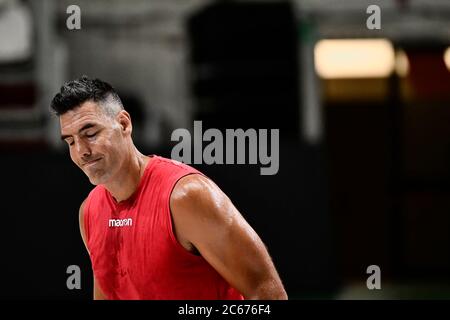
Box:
[83,158,102,167]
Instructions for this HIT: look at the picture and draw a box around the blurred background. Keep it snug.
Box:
[1,0,450,299]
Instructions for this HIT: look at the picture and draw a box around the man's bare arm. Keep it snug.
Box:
[170,174,288,300]
[79,198,107,300]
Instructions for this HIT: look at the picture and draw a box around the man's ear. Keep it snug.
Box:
[117,110,132,135]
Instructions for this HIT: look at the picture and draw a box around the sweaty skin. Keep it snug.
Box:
[61,101,287,300]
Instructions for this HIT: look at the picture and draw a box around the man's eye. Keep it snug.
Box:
[86,132,97,138]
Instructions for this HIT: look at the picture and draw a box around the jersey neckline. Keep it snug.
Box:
[105,154,159,208]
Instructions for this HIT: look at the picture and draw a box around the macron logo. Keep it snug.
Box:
[108,218,133,227]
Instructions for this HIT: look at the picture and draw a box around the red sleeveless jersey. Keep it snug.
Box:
[83,155,244,300]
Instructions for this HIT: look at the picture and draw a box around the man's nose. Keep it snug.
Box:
[75,138,91,157]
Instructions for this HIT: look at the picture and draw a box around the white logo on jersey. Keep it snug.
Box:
[108,218,133,227]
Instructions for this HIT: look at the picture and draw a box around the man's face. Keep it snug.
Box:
[60,101,127,185]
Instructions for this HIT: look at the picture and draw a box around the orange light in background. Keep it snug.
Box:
[444,47,450,72]
[314,39,395,79]
[395,49,410,77]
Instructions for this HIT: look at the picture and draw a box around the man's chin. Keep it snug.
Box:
[88,178,100,186]
[86,174,107,186]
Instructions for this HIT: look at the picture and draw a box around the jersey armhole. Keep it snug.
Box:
[166,172,206,260]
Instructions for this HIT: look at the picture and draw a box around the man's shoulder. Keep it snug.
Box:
[154,156,196,171]
[82,185,108,210]
[151,156,202,179]
[86,184,107,199]
[170,174,215,211]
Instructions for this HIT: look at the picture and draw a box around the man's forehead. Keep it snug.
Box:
[60,102,104,132]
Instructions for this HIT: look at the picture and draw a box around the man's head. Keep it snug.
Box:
[51,76,134,186]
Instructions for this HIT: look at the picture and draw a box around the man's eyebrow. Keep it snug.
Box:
[61,123,97,141]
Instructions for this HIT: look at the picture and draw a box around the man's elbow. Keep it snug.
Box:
[244,280,288,300]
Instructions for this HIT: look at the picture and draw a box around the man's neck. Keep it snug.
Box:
[105,151,150,203]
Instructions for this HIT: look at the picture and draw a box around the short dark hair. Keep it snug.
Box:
[50,75,123,116]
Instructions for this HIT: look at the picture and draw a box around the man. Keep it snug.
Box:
[51,76,287,300]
